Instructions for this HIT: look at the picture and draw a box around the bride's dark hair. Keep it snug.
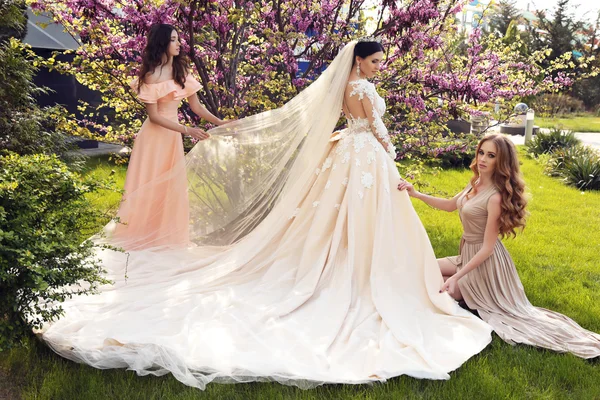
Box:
[137,23,189,91]
[352,41,384,65]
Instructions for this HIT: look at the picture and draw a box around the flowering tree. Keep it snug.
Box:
[28,0,367,148]
[28,0,587,166]
[369,0,590,166]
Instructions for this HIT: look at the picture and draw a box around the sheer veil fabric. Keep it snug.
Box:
[41,41,493,389]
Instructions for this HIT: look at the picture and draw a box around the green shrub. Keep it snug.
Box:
[556,150,600,191]
[0,153,109,350]
[531,93,586,117]
[536,145,600,191]
[398,132,478,170]
[547,145,596,168]
[435,134,479,169]
[526,127,580,156]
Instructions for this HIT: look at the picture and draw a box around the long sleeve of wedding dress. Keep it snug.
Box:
[347,79,396,160]
[41,41,493,390]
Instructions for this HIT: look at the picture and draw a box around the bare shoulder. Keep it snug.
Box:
[143,69,172,85]
[487,192,502,211]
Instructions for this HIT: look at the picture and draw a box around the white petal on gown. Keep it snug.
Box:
[41,51,492,390]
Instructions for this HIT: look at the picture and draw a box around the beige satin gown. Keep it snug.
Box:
[447,184,600,359]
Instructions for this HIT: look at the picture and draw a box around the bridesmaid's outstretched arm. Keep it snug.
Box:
[397,178,463,212]
[186,94,226,126]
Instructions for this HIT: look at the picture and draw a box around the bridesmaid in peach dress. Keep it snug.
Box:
[112,24,225,250]
[398,134,600,359]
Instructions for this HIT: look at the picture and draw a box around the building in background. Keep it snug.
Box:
[25,8,109,146]
[454,0,542,34]
[24,8,101,113]
[455,0,491,33]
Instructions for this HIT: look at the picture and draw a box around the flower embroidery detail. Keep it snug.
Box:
[358,191,364,199]
[312,201,320,208]
[367,151,376,165]
[342,152,350,164]
[342,177,349,186]
[353,135,367,153]
[335,137,349,155]
[334,204,341,210]
[355,158,361,167]
[325,180,331,189]
[348,80,376,104]
[322,157,333,170]
[361,172,374,189]
[315,168,321,175]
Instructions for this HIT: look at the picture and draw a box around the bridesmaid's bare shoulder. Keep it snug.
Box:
[143,69,173,85]
[487,192,502,212]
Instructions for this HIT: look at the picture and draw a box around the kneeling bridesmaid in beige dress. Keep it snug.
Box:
[398,134,600,359]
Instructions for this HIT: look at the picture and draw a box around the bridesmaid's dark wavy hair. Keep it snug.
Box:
[352,41,384,66]
[137,24,188,91]
[468,134,528,238]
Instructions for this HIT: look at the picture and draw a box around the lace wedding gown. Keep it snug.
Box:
[41,42,492,389]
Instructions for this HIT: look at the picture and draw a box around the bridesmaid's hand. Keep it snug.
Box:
[397,178,419,197]
[187,127,211,141]
[440,276,458,295]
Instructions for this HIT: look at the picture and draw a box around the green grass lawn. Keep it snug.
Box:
[536,115,600,132]
[1,152,599,399]
[82,156,128,217]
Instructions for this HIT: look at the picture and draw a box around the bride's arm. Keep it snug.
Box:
[359,95,396,160]
[186,94,226,126]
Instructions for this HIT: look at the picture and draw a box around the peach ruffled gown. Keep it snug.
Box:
[112,74,201,250]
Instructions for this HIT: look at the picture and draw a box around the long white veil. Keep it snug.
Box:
[185,41,357,246]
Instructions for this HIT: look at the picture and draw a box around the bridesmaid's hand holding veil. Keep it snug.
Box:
[187,127,211,141]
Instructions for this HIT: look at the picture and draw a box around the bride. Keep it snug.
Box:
[41,39,492,389]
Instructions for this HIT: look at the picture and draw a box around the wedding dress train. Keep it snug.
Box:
[41,41,492,389]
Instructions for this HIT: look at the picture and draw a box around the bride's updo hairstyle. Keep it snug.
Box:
[352,40,384,66]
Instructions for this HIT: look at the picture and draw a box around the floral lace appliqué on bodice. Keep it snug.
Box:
[348,79,386,116]
[341,79,395,160]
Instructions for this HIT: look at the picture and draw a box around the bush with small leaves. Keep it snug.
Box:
[0,38,76,159]
[0,153,110,350]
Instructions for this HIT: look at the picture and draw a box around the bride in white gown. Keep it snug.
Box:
[41,39,492,389]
